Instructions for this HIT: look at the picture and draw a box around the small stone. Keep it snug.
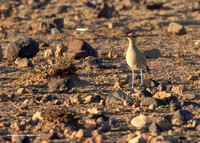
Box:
[143,49,162,59]
[41,94,52,103]
[99,122,111,132]
[143,79,159,87]
[88,107,104,114]
[48,78,73,92]
[173,110,193,122]
[44,49,54,58]
[70,95,84,104]
[146,3,163,10]
[32,111,43,122]
[140,98,160,107]
[129,135,146,143]
[15,58,32,67]
[195,40,200,46]
[17,111,27,116]
[155,117,172,131]
[188,75,198,81]
[40,131,58,140]
[51,27,64,35]
[54,99,62,105]
[171,85,186,95]
[123,99,133,106]
[183,93,196,100]
[0,93,10,102]
[157,83,167,91]
[170,100,181,111]
[131,114,152,130]
[50,18,64,28]
[168,22,186,35]
[22,99,33,106]
[57,5,68,14]
[171,118,184,126]
[97,3,113,19]
[55,44,68,57]
[84,95,92,103]
[149,104,156,110]
[76,129,91,138]
[149,122,162,133]
[17,88,28,94]
[108,22,113,28]
[12,135,30,143]
[123,0,134,10]
[67,39,98,59]
[85,119,97,130]
[153,91,172,99]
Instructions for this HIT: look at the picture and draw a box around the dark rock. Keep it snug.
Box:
[67,39,98,59]
[92,95,101,103]
[48,78,73,92]
[0,93,11,102]
[140,97,161,107]
[109,118,117,126]
[98,3,113,19]
[149,122,163,132]
[50,18,64,28]
[173,110,193,122]
[146,3,163,10]
[123,0,134,10]
[85,58,101,66]
[99,122,111,132]
[5,38,39,61]
[57,5,68,14]
[143,49,162,59]
[157,83,167,91]
[41,94,52,103]
[168,22,186,35]
[143,79,159,87]
[0,46,3,60]
[141,89,152,97]
[51,27,64,35]
[170,100,181,111]
[12,135,30,143]
[98,64,117,69]
[182,101,200,107]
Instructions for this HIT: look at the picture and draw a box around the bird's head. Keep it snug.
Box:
[125,32,137,43]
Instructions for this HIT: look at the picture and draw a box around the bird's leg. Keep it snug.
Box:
[140,69,143,85]
[132,69,134,88]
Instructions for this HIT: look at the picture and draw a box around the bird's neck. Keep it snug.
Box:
[128,37,136,50]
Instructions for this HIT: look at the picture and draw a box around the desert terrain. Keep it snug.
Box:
[0,0,200,142]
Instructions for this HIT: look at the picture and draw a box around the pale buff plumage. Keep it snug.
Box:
[125,34,149,88]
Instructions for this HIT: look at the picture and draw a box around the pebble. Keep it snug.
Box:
[183,93,196,100]
[97,3,113,19]
[88,107,104,114]
[76,129,91,138]
[131,114,152,130]
[171,85,186,95]
[32,111,43,122]
[129,135,146,143]
[148,122,163,133]
[173,110,193,122]
[153,91,172,99]
[188,75,198,81]
[143,49,162,59]
[149,104,156,110]
[50,18,64,28]
[12,135,30,143]
[15,58,32,67]
[0,93,10,102]
[140,98,160,107]
[167,22,186,35]
[51,27,64,35]
[55,43,68,57]
[44,49,54,58]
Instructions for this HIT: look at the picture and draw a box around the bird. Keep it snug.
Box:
[125,32,149,88]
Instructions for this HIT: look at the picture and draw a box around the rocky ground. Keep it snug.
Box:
[0,0,200,142]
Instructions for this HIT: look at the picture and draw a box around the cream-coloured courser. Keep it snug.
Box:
[125,33,149,88]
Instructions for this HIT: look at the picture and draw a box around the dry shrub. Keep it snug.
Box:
[43,107,78,125]
[47,57,77,78]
